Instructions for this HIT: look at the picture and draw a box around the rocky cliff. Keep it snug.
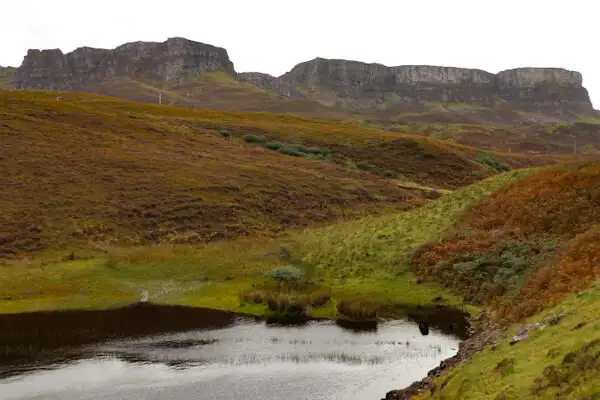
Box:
[0,66,15,89]
[238,58,594,116]
[12,38,596,119]
[12,38,235,90]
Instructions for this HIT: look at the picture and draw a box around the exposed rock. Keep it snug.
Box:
[509,333,528,345]
[11,38,597,120]
[251,58,594,116]
[0,66,16,89]
[237,72,277,89]
[13,37,235,90]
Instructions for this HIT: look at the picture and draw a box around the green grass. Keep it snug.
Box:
[576,114,600,125]
[0,168,540,317]
[418,280,600,399]
[294,167,540,277]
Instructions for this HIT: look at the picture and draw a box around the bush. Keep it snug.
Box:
[474,152,512,172]
[265,142,283,151]
[383,170,395,178]
[265,265,305,283]
[278,146,303,157]
[243,134,266,144]
[243,290,265,304]
[310,288,332,308]
[219,130,231,138]
[337,298,378,320]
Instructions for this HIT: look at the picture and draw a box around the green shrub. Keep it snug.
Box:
[219,130,231,138]
[278,146,303,157]
[243,134,267,144]
[429,238,561,305]
[474,152,512,172]
[289,144,308,153]
[265,265,305,283]
[383,170,395,178]
[265,142,283,151]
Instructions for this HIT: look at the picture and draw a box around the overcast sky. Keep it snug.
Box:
[1,0,598,107]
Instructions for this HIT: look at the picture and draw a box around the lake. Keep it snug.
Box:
[0,304,466,400]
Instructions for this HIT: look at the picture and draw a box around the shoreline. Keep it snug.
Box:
[381,311,505,400]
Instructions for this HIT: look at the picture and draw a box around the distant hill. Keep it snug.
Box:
[10,38,599,128]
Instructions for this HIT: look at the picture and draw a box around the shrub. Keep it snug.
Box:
[310,288,332,308]
[495,358,515,377]
[265,265,305,283]
[337,298,378,320]
[265,142,283,151]
[219,130,231,138]
[278,146,303,157]
[243,290,265,304]
[383,170,395,178]
[305,146,326,155]
[474,152,512,172]
[243,134,266,144]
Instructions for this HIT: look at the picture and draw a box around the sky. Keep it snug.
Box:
[1,0,598,108]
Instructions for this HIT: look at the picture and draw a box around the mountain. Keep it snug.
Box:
[11,38,599,127]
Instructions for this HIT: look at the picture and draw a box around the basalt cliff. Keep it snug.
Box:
[10,37,598,124]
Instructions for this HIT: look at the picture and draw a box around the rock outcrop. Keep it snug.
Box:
[0,66,16,89]
[13,37,235,90]
[239,58,594,115]
[13,38,596,118]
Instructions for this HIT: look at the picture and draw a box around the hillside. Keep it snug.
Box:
[10,38,599,127]
[2,89,562,260]
[361,161,600,399]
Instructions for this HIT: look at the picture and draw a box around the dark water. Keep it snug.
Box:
[0,304,467,400]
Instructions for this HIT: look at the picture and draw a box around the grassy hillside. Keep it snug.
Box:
[0,166,536,316]
[417,281,600,400]
[4,89,443,259]
[2,89,574,258]
[388,121,600,155]
[412,161,600,319]
[368,161,600,399]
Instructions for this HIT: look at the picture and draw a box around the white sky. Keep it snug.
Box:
[1,0,597,108]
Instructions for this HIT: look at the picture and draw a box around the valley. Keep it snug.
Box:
[2,36,600,400]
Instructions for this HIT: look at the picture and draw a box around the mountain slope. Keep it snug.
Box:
[2,89,556,259]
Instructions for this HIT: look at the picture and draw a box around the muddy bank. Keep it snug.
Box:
[381,312,506,400]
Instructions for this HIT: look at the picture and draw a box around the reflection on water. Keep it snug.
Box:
[0,304,465,400]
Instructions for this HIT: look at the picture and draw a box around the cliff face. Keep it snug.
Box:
[13,38,235,90]
[0,66,14,89]
[238,58,593,115]
[12,38,596,119]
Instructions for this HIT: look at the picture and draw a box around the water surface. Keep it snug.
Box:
[0,304,464,400]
